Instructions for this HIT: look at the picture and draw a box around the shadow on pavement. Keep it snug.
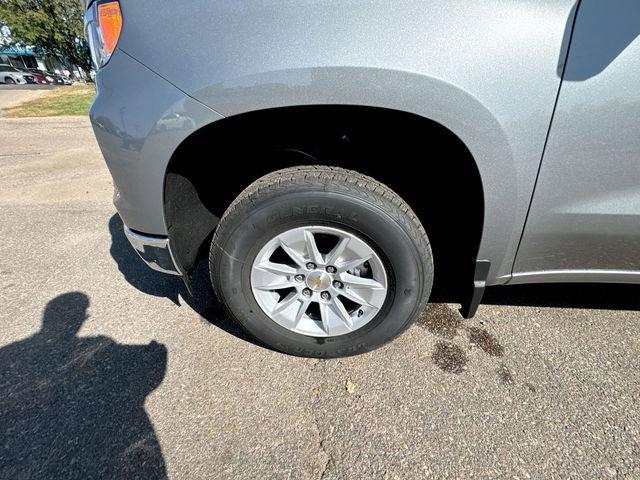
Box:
[484,283,640,311]
[0,292,167,479]
[108,214,262,347]
[108,214,184,306]
[110,213,640,354]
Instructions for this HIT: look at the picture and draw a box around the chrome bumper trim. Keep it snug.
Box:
[124,226,181,276]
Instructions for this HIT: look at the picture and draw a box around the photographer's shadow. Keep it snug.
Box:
[0,292,167,479]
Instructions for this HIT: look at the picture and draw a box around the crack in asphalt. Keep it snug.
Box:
[0,152,42,157]
[310,359,332,480]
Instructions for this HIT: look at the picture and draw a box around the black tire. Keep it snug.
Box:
[5,77,15,84]
[209,166,433,357]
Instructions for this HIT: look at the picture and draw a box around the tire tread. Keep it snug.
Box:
[209,166,433,356]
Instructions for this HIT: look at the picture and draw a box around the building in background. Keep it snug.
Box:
[0,46,89,79]
[0,46,46,70]
[0,26,90,80]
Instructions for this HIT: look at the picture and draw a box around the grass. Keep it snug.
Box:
[5,84,95,117]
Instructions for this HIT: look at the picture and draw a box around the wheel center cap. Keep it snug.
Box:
[306,271,332,291]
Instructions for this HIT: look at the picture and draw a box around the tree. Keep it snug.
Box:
[0,0,92,75]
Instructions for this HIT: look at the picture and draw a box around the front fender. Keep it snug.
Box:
[192,67,517,283]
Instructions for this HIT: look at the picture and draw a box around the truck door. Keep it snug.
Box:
[513,0,640,282]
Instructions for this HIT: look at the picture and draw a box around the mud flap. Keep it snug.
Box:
[459,260,491,319]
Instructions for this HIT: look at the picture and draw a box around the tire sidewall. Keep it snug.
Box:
[213,188,432,357]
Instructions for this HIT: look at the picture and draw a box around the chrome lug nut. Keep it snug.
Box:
[326,265,337,273]
[332,280,343,289]
[302,288,312,297]
[306,262,317,270]
[320,291,331,301]
[295,274,305,282]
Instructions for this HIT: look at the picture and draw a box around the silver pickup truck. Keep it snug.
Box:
[85,0,640,357]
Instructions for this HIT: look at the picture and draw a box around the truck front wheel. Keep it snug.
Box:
[209,166,433,357]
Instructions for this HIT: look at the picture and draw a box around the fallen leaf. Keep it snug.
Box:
[345,379,356,394]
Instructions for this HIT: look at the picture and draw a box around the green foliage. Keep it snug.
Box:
[0,0,91,73]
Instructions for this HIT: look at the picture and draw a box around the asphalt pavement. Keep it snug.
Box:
[0,116,638,479]
[0,85,53,112]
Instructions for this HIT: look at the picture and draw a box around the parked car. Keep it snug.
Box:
[0,65,36,84]
[55,73,73,85]
[30,69,73,85]
[22,68,49,85]
[85,0,640,357]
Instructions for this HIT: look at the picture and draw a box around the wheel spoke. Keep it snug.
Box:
[336,255,372,274]
[271,291,300,315]
[293,298,312,326]
[304,230,323,264]
[254,261,297,277]
[319,302,332,335]
[340,287,373,308]
[340,283,386,309]
[325,236,350,265]
[253,278,296,291]
[331,297,353,329]
[253,262,297,290]
[341,273,385,290]
[279,239,307,268]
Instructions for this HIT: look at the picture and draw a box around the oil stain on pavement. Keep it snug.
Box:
[431,342,468,374]
[467,326,504,357]
[418,303,510,380]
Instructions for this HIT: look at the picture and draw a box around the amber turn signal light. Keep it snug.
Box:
[98,1,122,55]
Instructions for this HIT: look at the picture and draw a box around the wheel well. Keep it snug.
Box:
[165,105,483,302]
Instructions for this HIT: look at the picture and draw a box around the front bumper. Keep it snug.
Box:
[124,226,181,276]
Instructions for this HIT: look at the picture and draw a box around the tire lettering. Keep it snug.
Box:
[268,206,359,223]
